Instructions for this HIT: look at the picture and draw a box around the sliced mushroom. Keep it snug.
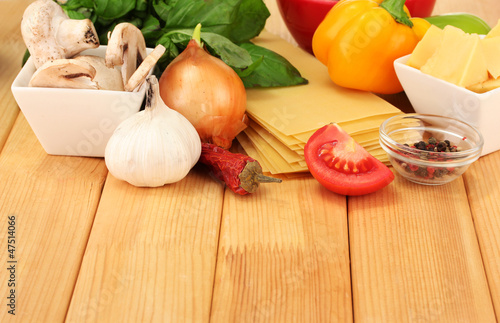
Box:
[105,22,148,87]
[74,56,124,91]
[21,0,99,69]
[29,59,98,89]
[124,45,166,92]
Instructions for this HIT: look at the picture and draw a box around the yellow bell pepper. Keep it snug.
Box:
[312,0,431,94]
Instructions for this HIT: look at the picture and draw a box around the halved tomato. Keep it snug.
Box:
[304,123,394,196]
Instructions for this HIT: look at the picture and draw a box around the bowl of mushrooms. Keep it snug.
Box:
[11,0,164,157]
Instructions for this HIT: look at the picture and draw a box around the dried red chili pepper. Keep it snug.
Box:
[199,143,282,195]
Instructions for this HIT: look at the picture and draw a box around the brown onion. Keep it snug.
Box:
[158,24,247,149]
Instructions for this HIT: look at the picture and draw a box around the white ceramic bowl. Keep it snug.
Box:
[394,54,499,156]
[11,46,154,157]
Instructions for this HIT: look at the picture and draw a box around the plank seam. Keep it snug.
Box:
[208,186,227,323]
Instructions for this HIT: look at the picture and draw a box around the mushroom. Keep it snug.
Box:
[74,56,124,91]
[22,2,162,92]
[21,0,99,69]
[29,59,98,89]
[124,44,166,92]
[29,56,125,91]
[105,23,148,86]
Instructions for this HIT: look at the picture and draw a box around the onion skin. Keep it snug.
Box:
[159,38,247,149]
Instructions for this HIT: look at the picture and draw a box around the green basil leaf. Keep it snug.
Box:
[22,49,30,67]
[59,0,95,19]
[201,32,253,68]
[153,0,239,28]
[142,15,163,44]
[96,15,116,28]
[235,55,263,78]
[162,30,191,47]
[65,10,90,19]
[58,0,94,10]
[229,0,270,43]
[95,0,136,20]
[238,42,308,88]
[152,0,268,43]
[156,33,180,64]
[135,0,149,12]
[158,29,252,69]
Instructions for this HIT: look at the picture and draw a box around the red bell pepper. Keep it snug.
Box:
[404,0,436,18]
[277,0,436,54]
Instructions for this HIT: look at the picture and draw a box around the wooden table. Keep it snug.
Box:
[1,0,499,322]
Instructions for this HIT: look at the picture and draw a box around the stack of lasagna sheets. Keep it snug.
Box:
[237,31,403,176]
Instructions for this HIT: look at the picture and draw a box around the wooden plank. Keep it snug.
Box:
[211,177,352,322]
[463,153,500,319]
[0,0,31,150]
[0,114,108,322]
[349,171,496,322]
[66,168,224,323]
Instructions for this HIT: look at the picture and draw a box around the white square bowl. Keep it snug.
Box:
[394,54,500,156]
[11,46,154,157]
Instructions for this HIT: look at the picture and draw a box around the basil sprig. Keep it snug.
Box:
[56,0,308,88]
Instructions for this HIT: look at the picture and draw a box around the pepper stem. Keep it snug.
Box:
[239,161,282,193]
[380,0,413,28]
[192,23,202,47]
[255,173,283,184]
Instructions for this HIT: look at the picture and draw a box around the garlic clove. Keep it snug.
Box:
[105,75,201,187]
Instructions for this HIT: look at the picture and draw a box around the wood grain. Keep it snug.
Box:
[0,114,107,323]
[211,177,352,323]
[1,0,500,322]
[431,2,500,321]
[463,154,500,318]
[0,0,30,150]
[66,168,225,323]
[349,171,496,322]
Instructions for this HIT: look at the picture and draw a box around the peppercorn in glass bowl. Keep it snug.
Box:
[379,114,484,185]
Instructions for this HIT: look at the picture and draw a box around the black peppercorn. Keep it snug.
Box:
[397,136,459,180]
[415,141,427,150]
[436,141,447,152]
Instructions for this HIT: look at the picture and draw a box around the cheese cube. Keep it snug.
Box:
[421,25,488,88]
[467,77,500,93]
[485,19,500,39]
[407,25,443,69]
[482,36,500,79]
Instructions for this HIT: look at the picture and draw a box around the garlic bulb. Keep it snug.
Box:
[104,75,201,187]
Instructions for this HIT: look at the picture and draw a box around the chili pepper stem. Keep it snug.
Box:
[255,173,283,183]
[380,0,413,28]
[239,161,282,193]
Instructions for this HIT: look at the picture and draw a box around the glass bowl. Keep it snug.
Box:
[379,114,484,185]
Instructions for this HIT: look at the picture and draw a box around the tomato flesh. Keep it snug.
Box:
[304,124,394,196]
